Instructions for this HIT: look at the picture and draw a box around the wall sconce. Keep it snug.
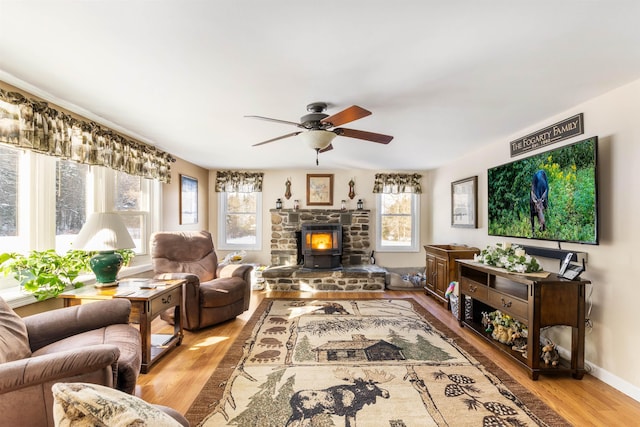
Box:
[285,178,292,200]
[348,179,355,199]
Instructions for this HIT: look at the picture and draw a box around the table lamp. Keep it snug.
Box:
[74,212,135,287]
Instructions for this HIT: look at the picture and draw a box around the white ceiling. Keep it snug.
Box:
[2,1,640,171]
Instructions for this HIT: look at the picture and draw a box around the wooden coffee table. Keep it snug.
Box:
[58,278,184,373]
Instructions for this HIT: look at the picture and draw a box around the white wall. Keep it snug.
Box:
[209,168,429,268]
[428,78,640,400]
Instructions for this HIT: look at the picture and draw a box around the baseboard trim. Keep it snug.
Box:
[556,344,640,402]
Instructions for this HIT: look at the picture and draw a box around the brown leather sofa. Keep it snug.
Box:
[0,297,142,427]
[150,230,252,330]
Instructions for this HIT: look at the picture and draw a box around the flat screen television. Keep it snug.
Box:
[487,136,598,244]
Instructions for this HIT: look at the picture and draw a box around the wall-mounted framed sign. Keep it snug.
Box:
[510,113,584,157]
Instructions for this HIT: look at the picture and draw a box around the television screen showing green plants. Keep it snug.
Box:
[488,136,598,244]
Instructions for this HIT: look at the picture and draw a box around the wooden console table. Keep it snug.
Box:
[456,260,587,380]
[58,279,184,373]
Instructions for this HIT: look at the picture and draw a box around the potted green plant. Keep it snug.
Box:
[0,249,91,301]
[118,249,135,268]
[0,249,135,301]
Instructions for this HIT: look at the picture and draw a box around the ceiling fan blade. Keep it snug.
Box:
[321,105,371,127]
[319,144,334,153]
[252,131,301,146]
[335,128,393,144]
[245,115,302,128]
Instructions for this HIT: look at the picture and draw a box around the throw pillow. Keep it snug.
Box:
[0,296,32,363]
[52,382,183,427]
[402,271,426,287]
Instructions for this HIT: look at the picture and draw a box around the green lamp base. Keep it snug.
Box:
[90,251,124,287]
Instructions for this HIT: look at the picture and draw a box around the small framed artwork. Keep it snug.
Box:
[306,174,334,206]
[179,174,198,224]
[451,176,478,228]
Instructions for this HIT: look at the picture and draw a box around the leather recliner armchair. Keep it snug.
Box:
[150,230,252,331]
[0,297,142,427]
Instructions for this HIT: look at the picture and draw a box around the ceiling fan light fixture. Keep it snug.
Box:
[300,130,337,150]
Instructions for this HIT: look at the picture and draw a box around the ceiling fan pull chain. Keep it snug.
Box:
[315,148,320,166]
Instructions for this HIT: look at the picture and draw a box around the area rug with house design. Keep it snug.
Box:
[186,298,568,426]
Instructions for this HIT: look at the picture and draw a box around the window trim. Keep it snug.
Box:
[375,192,420,253]
[217,192,262,251]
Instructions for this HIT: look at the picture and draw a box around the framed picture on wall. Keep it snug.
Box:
[306,174,334,206]
[451,176,478,228]
[179,174,198,224]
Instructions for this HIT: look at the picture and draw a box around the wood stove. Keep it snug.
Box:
[301,223,343,269]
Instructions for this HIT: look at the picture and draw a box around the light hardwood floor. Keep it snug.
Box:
[136,290,640,426]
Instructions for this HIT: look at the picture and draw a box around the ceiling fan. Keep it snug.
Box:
[246,102,393,165]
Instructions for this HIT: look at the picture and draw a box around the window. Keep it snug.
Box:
[0,146,159,292]
[218,192,262,250]
[0,145,19,238]
[55,159,90,253]
[376,193,420,252]
[114,171,149,254]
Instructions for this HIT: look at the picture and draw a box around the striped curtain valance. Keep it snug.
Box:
[215,171,264,192]
[0,88,173,183]
[372,173,422,194]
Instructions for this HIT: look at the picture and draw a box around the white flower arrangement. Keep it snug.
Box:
[474,243,542,273]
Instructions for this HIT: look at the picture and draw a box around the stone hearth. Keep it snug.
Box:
[262,264,386,292]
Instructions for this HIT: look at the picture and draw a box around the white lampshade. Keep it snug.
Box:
[74,212,135,252]
[299,130,337,150]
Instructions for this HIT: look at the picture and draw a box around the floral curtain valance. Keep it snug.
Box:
[0,88,173,183]
[372,173,422,194]
[215,171,264,192]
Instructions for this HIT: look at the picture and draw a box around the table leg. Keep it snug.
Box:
[135,301,151,374]
[63,299,82,308]
[174,305,183,345]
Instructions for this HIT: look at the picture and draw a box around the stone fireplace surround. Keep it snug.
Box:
[269,208,371,266]
[266,208,385,291]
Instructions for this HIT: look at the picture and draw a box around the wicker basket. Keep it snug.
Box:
[449,294,473,320]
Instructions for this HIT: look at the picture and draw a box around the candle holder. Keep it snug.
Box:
[276,198,283,209]
[357,199,364,210]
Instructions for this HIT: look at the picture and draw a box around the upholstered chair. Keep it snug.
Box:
[0,297,142,427]
[150,230,253,331]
